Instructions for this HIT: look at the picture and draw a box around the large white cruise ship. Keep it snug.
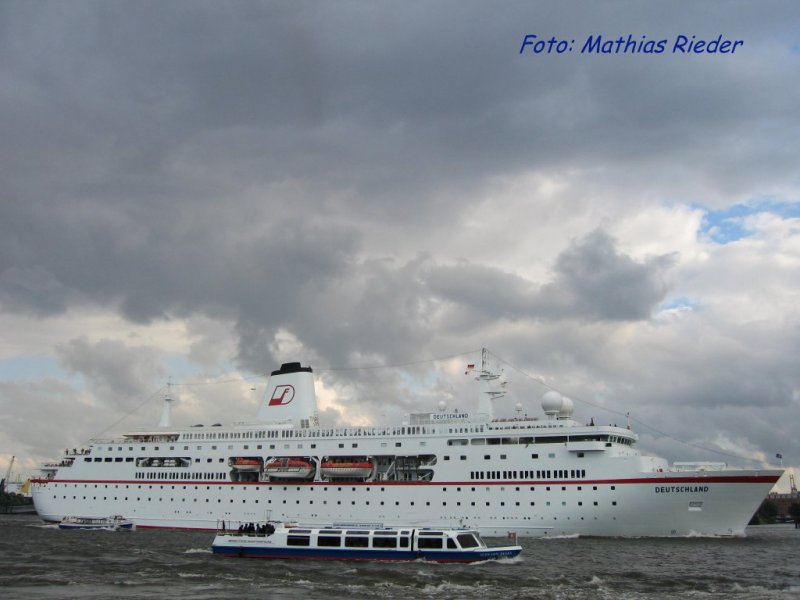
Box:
[32,351,782,537]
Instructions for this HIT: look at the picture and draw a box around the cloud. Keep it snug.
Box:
[55,337,166,409]
[424,229,675,323]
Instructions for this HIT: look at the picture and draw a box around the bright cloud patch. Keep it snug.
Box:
[699,200,800,244]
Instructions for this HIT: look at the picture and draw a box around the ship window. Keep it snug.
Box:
[417,538,443,549]
[287,535,310,547]
[372,536,397,548]
[317,535,341,547]
[345,536,369,548]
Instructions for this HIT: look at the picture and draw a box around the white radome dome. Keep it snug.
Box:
[558,396,574,419]
[541,391,563,416]
[542,391,574,419]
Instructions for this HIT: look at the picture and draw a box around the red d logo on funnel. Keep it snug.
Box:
[268,384,295,406]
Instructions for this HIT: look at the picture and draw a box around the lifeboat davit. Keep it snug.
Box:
[320,459,374,479]
[229,457,263,472]
[264,458,315,480]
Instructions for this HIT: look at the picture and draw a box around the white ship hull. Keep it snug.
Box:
[31,358,782,537]
[33,471,778,537]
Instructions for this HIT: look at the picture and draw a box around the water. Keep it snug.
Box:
[1,515,798,599]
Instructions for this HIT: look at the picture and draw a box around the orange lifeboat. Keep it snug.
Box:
[228,457,263,472]
[320,458,374,479]
[264,457,315,480]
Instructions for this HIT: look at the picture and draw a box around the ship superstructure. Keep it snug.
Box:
[31,352,782,537]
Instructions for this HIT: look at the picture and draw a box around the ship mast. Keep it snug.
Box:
[477,348,507,420]
[158,382,173,428]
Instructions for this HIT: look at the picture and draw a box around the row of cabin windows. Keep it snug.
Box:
[53,494,619,509]
[134,472,226,480]
[449,434,633,446]
[471,469,587,480]
[288,535,419,549]
[180,426,453,441]
[285,535,460,549]
[98,430,633,454]
[51,482,615,494]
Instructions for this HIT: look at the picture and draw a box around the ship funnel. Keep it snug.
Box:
[255,362,319,428]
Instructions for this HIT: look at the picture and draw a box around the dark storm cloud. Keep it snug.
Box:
[0,2,794,350]
[424,230,675,323]
[540,229,676,320]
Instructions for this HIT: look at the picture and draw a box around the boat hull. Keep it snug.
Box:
[58,522,134,530]
[33,470,781,537]
[211,544,520,562]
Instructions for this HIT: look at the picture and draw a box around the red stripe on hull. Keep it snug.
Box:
[34,474,781,487]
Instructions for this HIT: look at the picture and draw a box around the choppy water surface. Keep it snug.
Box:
[1,515,798,599]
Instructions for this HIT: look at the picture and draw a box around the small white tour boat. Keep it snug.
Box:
[58,515,135,530]
[212,522,521,562]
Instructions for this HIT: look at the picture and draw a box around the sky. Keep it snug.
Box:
[1,1,798,492]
